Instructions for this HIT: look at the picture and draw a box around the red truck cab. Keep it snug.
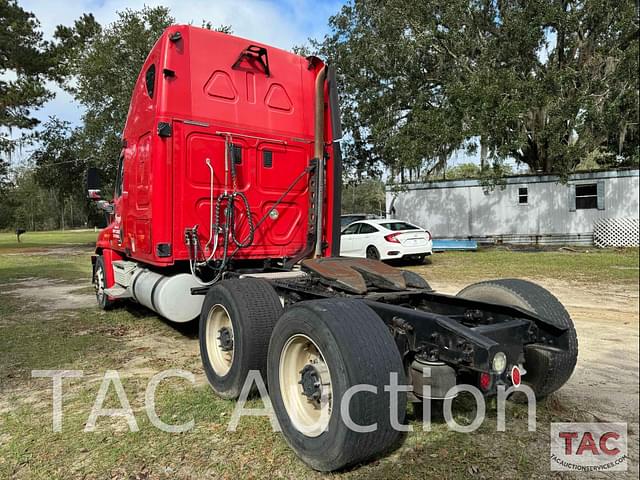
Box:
[96,25,341,269]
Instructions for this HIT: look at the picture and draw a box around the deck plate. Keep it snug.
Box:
[301,257,407,294]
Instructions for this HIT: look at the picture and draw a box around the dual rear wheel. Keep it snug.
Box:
[267,299,406,471]
[199,276,578,471]
[199,278,283,399]
[199,279,405,471]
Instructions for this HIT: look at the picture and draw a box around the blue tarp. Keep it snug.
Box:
[432,239,478,252]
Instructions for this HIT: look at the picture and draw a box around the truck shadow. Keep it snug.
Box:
[122,302,199,338]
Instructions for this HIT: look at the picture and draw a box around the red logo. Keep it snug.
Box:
[550,423,627,471]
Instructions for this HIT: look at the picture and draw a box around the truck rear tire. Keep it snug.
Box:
[400,270,432,290]
[199,278,283,399]
[267,298,406,471]
[457,279,578,398]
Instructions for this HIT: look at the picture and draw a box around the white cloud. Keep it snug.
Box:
[22,0,340,54]
[18,0,342,126]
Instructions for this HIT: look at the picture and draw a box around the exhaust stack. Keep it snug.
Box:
[313,66,327,258]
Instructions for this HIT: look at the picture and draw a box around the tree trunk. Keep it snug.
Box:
[480,138,488,170]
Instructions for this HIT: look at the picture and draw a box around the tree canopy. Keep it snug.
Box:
[1,1,638,230]
[52,7,175,186]
[319,0,639,180]
[47,7,231,190]
[1,6,233,230]
[0,0,55,189]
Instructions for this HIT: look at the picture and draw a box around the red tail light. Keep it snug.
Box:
[479,372,491,391]
[384,233,400,243]
[511,366,522,387]
[425,230,432,241]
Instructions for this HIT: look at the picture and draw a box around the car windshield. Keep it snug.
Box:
[379,222,420,231]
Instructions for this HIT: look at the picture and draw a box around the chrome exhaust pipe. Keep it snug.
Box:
[314,65,327,257]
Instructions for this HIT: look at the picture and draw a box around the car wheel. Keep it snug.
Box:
[365,245,380,260]
[419,255,433,265]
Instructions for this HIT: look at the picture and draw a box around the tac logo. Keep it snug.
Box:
[550,423,628,472]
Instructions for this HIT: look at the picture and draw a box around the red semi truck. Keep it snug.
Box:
[89,25,578,471]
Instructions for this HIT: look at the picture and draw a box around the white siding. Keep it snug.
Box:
[386,170,640,244]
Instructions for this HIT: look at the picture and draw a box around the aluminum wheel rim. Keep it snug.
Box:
[205,304,234,376]
[279,334,333,437]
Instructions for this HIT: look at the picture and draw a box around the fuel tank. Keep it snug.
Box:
[130,269,204,323]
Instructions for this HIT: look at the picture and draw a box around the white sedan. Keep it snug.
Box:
[340,219,432,262]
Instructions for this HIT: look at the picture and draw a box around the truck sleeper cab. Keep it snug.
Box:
[94,25,340,269]
[90,25,578,473]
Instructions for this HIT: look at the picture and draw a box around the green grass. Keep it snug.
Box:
[0,297,170,386]
[0,234,635,478]
[410,246,639,286]
[0,251,93,284]
[0,310,118,385]
[0,229,96,284]
[0,373,581,479]
[0,229,98,252]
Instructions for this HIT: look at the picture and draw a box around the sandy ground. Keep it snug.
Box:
[430,277,640,473]
[8,273,638,424]
[3,272,639,475]
[4,278,96,310]
[6,274,639,409]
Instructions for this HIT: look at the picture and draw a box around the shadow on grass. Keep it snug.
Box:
[117,301,199,339]
[386,256,433,268]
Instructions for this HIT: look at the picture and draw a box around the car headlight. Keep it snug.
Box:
[491,352,507,374]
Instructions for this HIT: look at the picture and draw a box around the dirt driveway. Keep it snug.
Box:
[7,272,639,430]
[1,249,638,478]
[429,277,640,472]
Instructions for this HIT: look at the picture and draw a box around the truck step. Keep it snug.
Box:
[104,285,133,299]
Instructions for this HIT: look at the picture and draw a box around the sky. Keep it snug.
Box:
[9,0,528,170]
[18,0,344,132]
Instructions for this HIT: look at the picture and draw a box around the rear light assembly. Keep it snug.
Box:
[384,233,400,243]
[425,230,432,241]
[511,365,522,387]
[491,352,507,374]
[479,372,491,391]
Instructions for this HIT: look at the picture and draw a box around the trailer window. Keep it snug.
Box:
[518,187,528,204]
[145,64,156,99]
[575,183,597,210]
